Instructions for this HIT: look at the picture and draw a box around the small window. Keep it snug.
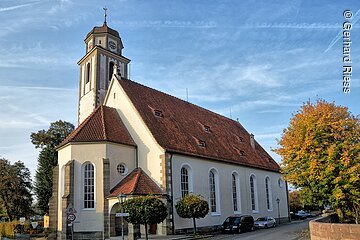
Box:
[204,125,210,132]
[99,40,102,44]
[198,140,206,148]
[113,93,116,99]
[117,163,127,175]
[86,63,91,84]
[154,109,163,117]
[239,137,243,142]
[240,150,245,156]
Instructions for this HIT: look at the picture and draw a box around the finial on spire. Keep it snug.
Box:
[103,7,108,24]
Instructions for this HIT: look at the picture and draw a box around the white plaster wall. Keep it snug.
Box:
[100,54,106,90]
[95,36,106,48]
[79,90,95,123]
[104,80,165,185]
[106,143,136,189]
[57,143,137,232]
[171,154,289,230]
[57,146,72,231]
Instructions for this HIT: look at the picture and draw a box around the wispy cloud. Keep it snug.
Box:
[0,1,41,12]
[113,20,217,29]
[325,9,360,52]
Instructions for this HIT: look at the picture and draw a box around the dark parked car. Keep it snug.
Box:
[222,215,254,233]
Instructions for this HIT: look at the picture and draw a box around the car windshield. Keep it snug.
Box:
[256,218,267,221]
[224,217,240,224]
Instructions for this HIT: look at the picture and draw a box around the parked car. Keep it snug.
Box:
[254,217,276,228]
[221,215,254,233]
[296,210,311,218]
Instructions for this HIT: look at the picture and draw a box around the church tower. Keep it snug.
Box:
[77,10,130,123]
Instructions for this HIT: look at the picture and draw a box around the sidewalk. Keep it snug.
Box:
[110,234,214,240]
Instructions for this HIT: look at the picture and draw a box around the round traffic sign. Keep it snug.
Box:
[67,213,76,222]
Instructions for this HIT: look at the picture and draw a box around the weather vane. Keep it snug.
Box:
[103,7,108,24]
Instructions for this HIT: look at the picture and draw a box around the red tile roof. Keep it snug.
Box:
[58,105,135,148]
[108,168,165,197]
[118,78,280,172]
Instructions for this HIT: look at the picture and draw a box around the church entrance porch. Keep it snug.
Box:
[110,202,129,237]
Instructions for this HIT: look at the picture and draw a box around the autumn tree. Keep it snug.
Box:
[175,194,209,234]
[288,190,304,212]
[120,196,167,240]
[31,120,74,214]
[274,100,360,223]
[0,158,33,221]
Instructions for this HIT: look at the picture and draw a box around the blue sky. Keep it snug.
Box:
[0,0,359,178]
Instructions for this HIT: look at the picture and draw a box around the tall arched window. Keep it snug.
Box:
[209,171,216,212]
[250,174,258,212]
[180,167,189,197]
[84,163,95,209]
[109,62,115,82]
[86,63,91,84]
[265,177,273,211]
[232,173,239,212]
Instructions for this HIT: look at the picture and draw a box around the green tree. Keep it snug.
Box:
[31,120,74,213]
[274,100,360,223]
[120,196,168,240]
[175,194,209,234]
[0,158,33,221]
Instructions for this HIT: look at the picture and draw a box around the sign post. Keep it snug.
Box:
[66,204,77,240]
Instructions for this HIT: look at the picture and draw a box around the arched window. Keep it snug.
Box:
[86,63,91,84]
[250,174,258,212]
[84,163,95,209]
[109,62,115,82]
[180,167,189,197]
[232,173,239,212]
[265,177,273,211]
[209,171,216,212]
[209,169,220,213]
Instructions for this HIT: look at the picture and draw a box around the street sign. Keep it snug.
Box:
[115,213,129,217]
[31,222,38,229]
[19,217,26,225]
[66,203,77,214]
[67,213,76,222]
[44,215,49,228]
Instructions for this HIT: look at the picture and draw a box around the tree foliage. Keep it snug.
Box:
[0,158,33,221]
[175,194,209,234]
[120,196,167,240]
[274,100,360,223]
[288,190,304,212]
[31,120,74,214]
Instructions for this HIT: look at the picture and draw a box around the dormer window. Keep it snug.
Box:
[204,125,210,132]
[154,109,163,118]
[198,140,206,148]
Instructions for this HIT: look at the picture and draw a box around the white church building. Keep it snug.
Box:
[49,18,290,240]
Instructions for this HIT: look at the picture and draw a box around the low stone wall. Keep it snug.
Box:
[309,213,360,240]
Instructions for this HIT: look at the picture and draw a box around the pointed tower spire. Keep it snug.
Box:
[103,7,108,25]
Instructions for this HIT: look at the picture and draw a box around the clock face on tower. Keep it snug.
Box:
[109,41,116,51]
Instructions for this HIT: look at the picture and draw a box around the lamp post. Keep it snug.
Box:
[118,193,127,240]
[276,198,280,225]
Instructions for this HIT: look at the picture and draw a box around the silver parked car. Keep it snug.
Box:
[254,217,276,228]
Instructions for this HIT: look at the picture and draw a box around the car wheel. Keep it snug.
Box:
[251,226,254,231]
[265,224,268,229]
[273,223,276,228]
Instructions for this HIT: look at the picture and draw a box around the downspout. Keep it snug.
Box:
[285,181,291,222]
[135,146,138,168]
[169,153,175,235]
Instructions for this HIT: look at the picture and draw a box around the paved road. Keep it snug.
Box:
[209,219,311,240]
